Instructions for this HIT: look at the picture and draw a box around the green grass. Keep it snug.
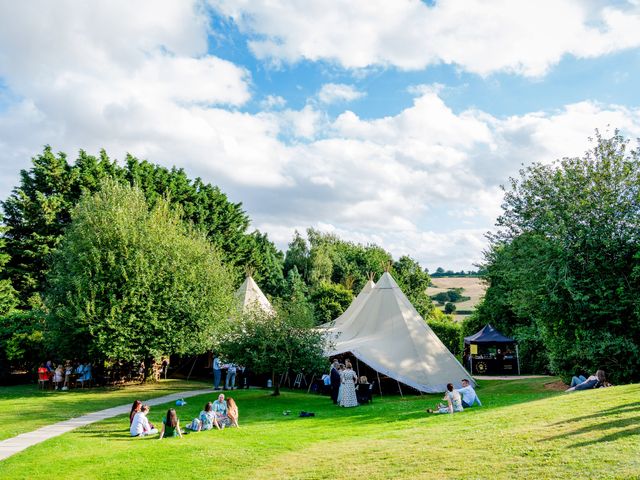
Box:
[1,378,639,479]
[0,379,210,440]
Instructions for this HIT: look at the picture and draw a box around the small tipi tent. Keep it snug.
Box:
[326,272,472,393]
[235,275,275,316]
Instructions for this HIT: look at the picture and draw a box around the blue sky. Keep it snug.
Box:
[1,1,640,270]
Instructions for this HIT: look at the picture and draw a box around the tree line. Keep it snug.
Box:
[0,147,455,381]
[464,131,640,384]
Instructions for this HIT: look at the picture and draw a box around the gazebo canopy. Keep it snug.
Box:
[464,324,515,344]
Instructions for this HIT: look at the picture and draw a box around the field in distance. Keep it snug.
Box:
[427,276,487,321]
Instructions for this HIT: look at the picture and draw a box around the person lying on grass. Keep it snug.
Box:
[427,383,464,414]
[130,405,158,437]
[159,408,183,439]
[565,370,609,392]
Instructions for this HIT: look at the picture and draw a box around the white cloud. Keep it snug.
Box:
[2,1,640,272]
[317,83,365,104]
[260,95,287,109]
[210,0,640,77]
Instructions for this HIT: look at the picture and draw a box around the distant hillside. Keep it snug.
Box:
[427,276,486,321]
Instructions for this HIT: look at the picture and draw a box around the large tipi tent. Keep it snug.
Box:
[235,275,275,316]
[320,277,375,337]
[326,272,472,393]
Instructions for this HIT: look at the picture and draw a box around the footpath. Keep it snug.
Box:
[0,387,213,461]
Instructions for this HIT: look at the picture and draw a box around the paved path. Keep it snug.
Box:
[0,388,213,462]
[474,375,552,380]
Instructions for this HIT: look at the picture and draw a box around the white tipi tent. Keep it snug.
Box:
[319,279,376,333]
[235,275,275,316]
[326,272,473,393]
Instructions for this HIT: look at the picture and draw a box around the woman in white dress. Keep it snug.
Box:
[339,360,358,407]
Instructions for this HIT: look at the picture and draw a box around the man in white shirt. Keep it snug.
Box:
[457,379,482,408]
[130,405,158,437]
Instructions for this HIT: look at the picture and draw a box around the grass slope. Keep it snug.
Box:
[1,378,638,479]
[0,379,210,440]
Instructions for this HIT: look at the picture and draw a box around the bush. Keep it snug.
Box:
[428,319,462,356]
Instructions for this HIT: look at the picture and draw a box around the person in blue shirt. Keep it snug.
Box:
[457,379,482,408]
[213,353,222,390]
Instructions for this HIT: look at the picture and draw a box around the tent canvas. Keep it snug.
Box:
[326,272,473,393]
[320,278,375,334]
[235,276,275,316]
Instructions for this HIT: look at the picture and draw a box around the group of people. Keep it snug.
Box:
[212,354,250,390]
[129,393,240,439]
[427,379,482,414]
[38,360,92,390]
[328,359,364,408]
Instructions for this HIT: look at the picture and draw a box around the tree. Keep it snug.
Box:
[479,131,640,382]
[218,304,327,396]
[393,255,435,319]
[45,180,234,379]
[309,281,353,325]
[1,148,263,305]
[444,302,457,314]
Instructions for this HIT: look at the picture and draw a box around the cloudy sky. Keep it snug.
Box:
[1,1,640,271]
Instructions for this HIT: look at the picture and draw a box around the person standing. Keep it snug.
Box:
[226,363,237,390]
[339,360,358,408]
[213,353,222,390]
[330,360,341,404]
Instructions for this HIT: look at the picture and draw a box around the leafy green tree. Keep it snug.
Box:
[444,302,457,314]
[284,231,310,280]
[392,255,435,319]
[218,304,327,396]
[1,147,270,305]
[479,131,640,382]
[243,231,285,297]
[45,180,234,379]
[309,281,353,325]
[427,318,462,356]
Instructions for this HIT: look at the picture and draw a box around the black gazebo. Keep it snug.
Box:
[464,324,520,375]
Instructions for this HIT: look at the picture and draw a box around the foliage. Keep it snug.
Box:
[392,255,436,319]
[431,289,470,304]
[444,302,457,314]
[45,181,234,375]
[309,281,353,325]
[0,309,48,380]
[478,131,640,382]
[1,147,281,305]
[217,304,328,395]
[427,317,462,356]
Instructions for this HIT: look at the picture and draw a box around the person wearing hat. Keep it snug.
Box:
[457,379,482,408]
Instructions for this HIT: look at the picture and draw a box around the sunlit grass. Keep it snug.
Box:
[1,378,638,479]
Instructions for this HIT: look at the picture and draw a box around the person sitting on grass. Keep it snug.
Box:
[159,408,183,439]
[565,370,608,392]
[130,405,158,437]
[427,383,464,414]
[186,402,216,432]
[457,379,482,408]
[129,400,142,426]
[227,397,240,428]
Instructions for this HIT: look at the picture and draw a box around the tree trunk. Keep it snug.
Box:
[143,357,157,383]
[271,371,280,396]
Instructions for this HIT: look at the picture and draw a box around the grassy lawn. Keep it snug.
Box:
[0,379,210,441]
[0,378,638,479]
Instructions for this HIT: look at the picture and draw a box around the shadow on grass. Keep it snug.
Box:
[540,415,640,446]
[550,401,640,426]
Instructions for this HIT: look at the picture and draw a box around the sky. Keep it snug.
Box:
[1,1,640,271]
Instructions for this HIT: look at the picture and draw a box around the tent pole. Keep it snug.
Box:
[356,357,360,378]
[515,344,521,376]
[396,380,404,398]
[307,374,315,393]
[376,371,383,397]
[187,356,197,381]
